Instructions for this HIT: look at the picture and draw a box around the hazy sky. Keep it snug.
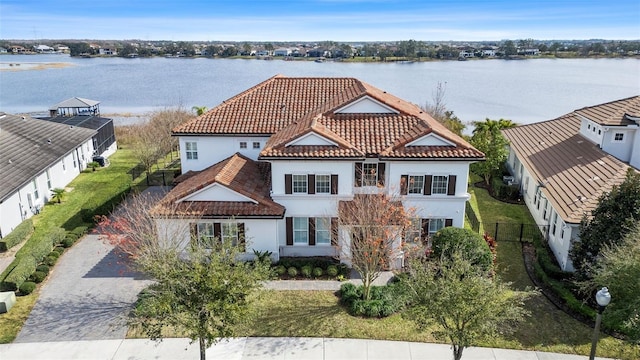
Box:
[1,0,639,41]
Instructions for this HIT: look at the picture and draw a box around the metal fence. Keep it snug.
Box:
[465,202,547,243]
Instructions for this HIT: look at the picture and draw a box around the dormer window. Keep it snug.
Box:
[614,133,624,142]
[239,141,247,149]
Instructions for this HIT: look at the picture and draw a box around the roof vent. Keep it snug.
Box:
[47,139,52,144]
[8,159,12,164]
[597,160,605,165]
[21,116,26,120]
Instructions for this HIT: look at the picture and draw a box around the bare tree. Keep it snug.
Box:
[336,191,415,300]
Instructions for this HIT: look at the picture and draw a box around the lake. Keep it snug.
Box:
[1,54,639,127]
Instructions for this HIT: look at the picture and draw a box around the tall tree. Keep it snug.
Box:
[470,119,515,185]
[502,40,517,57]
[572,169,640,280]
[423,81,466,136]
[402,249,533,360]
[337,192,413,301]
[99,193,270,360]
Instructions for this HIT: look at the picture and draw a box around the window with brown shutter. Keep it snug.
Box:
[237,223,246,252]
[331,217,338,246]
[285,174,292,194]
[400,175,408,195]
[354,162,362,187]
[421,219,430,242]
[424,175,433,195]
[189,223,197,244]
[214,223,222,241]
[445,219,453,227]
[331,174,338,194]
[447,175,457,196]
[308,174,316,194]
[286,217,293,245]
[308,218,316,246]
[377,163,386,186]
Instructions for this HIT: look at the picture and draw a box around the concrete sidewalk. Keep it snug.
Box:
[0,337,609,360]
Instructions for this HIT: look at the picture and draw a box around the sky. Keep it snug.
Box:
[1,0,639,42]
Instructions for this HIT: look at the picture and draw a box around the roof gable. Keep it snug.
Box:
[574,95,640,126]
[180,183,258,204]
[286,132,338,147]
[334,96,399,114]
[406,133,455,147]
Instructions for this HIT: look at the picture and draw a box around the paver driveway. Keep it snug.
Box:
[14,234,152,342]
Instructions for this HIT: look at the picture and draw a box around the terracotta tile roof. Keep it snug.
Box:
[245,77,483,160]
[574,95,640,126]
[152,153,284,218]
[503,112,633,224]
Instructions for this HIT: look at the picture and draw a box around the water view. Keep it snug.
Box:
[1,54,638,126]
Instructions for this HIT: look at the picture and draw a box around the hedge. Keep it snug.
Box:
[0,218,34,252]
[71,226,89,237]
[15,227,65,264]
[3,256,37,291]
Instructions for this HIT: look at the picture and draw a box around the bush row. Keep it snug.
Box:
[272,257,349,279]
[0,218,34,252]
[339,281,411,318]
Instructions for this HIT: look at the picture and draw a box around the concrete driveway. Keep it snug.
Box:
[15,234,152,342]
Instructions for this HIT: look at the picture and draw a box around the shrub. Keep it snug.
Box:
[301,265,313,278]
[71,226,89,237]
[491,178,521,201]
[54,246,65,254]
[274,265,286,276]
[287,266,298,277]
[431,227,493,274]
[313,267,324,277]
[65,232,79,241]
[48,251,60,259]
[2,256,37,291]
[45,255,58,266]
[339,282,410,317]
[35,264,50,274]
[62,236,76,248]
[18,281,36,295]
[327,265,339,277]
[30,271,47,283]
[0,218,34,252]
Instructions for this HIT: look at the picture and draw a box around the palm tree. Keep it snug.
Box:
[191,106,208,116]
[51,188,65,204]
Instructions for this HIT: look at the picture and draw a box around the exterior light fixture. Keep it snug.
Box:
[589,287,611,360]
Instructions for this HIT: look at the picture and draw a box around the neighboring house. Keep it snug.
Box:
[156,75,484,266]
[502,96,640,271]
[40,97,117,158]
[0,113,96,238]
[273,48,292,57]
[34,45,54,53]
[458,50,474,58]
[0,47,7,53]
[99,47,117,56]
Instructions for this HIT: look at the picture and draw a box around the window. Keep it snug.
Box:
[408,175,424,194]
[592,126,596,133]
[535,189,541,208]
[429,219,445,235]
[405,218,422,243]
[432,175,448,194]
[587,124,591,130]
[543,199,549,220]
[185,142,198,160]
[362,163,378,186]
[293,217,309,244]
[32,179,39,200]
[292,174,307,193]
[62,158,66,171]
[315,217,331,245]
[197,223,216,248]
[252,141,260,149]
[561,223,565,239]
[80,145,85,162]
[315,175,330,194]
[46,169,52,189]
[614,133,624,142]
[598,130,602,135]
[222,223,240,246]
[551,212,558,236]
[239,141,247,149]
[72,151,77,168]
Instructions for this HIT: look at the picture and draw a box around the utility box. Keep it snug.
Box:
[0,291,16,314]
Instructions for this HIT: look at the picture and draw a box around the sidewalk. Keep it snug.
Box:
[0,337,609,360]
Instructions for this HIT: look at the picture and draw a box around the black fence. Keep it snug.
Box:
[130,168,177,186]
[465,202,547,243]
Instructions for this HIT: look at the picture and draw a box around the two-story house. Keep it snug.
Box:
[153,75,484,265]
[502,96,639,271]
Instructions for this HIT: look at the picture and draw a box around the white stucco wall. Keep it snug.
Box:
[179,136,270,172]
[601,127,636,164]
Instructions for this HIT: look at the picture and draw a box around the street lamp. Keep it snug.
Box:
[589,287,611,360]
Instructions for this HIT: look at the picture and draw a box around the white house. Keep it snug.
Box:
[502,96,640,271]
[0,113,96,238]
[156,76,484,266]
[273,48,292,57]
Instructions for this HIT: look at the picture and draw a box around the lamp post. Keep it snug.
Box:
[589,287,611,360]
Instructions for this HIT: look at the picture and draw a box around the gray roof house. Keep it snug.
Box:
[0,113,96,238]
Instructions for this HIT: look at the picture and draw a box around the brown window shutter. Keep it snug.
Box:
[400,175,408,195]
[331,217,338,246]
[331,174,338,194]
[285,174,292,194]
[214,223,222,241]
[424,175,432,195]
[421,219,429,242]
[354,162,362,187]
[189,223,198,243]
[447,175,457,196]
[377,162,386,186]
[445,219,453,227]
[286,217,293,245]
[308,218,316,246]
[237,223,245,252]
[308,174,315,194]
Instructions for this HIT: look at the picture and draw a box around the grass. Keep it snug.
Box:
[0,290,38,343]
